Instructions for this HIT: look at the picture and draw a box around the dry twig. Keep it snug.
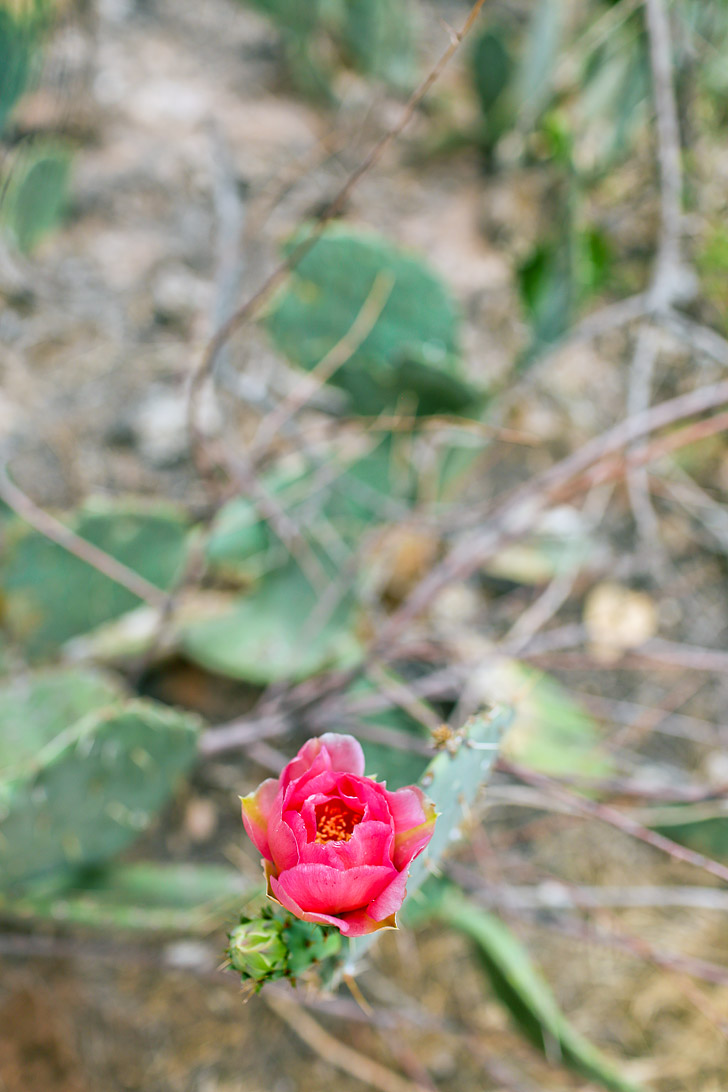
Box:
[0,463,167,608]
[498,758,728,887]
[263,989,434,1092]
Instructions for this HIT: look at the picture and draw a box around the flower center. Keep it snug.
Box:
[315,799,362,843]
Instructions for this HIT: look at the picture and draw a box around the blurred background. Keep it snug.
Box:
[1,0,728,1089]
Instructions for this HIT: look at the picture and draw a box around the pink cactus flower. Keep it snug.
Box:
[241,733,436,937]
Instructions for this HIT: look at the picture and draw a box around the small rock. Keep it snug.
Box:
[584,582,658,662]
[152,265,210,325]
[133,382,222,467]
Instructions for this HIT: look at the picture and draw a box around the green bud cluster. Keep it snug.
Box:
[226,907,342,991]
[228,917,288,980]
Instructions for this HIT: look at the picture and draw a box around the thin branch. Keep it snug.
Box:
[199,711,290,758]
[632,637,728,675]
[644,0,685,309]
[626,323,665,556]
[449,874,728,914]
[498,758,728,887]
[497,293,648,413]
[376,379,728,650]
[0,463,168,608]
[249,269,395,462]
[263,990,434,1092]
[517,909,728,990]
[661,308,728,368]
[574,691,728,747]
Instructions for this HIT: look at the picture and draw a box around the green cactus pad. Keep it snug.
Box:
[1,141,71,253]
[405,706,511,894]
[181,561,361,684]
[0,700,201,890]
[346,706,511,969]
[1,498,189,660]
[265,225,481,417]
[0,666,124,776]
[0,5,38,134]
[2,862,252,933]
[205,437,417,581]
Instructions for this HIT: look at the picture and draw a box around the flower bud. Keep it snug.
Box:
[228,918,287,982]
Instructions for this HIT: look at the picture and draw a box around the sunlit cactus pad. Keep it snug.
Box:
[0,700,201,890]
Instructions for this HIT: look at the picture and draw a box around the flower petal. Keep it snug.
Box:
[287,771,340,811]
[268,873,397,936]
[366,867,409,921]
[240,778,279,861]
[298,820,393,870]
[336,909,398,937]
[386,784,427,831]
[273,862,395,915]
[268,807,300,871]
[280,737,327,791]
[318,733,365,776]
[388,786,437,871]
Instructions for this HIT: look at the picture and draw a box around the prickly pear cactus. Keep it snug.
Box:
[0,666,123,775]
[1,499,190,660]
[0,700,201,891]
[406,706,511,893]
[265,225,480,417]
[1,141,71,253]
[4,862,253,934]
[345,705,511,970]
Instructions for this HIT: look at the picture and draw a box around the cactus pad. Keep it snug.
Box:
[346,705,511,969]
[1,499,189,659]
[265,225,480,417]
[0,700,201,890]
[0,666,124,776]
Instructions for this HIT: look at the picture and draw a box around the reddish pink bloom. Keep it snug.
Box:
[241,733,436,937]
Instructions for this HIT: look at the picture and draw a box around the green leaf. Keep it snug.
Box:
[482,660,613,778]
[0,700,201,890]
[2,142,71,252]
[1,499,190,660]
[243,0,323,35]
[518,239,574,349]
[181,561,361,684]
[1,862,253,933]
[433,894,647,1092]
[0,667,124,776]
[265,224,480,417]
[577,31,649,167]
